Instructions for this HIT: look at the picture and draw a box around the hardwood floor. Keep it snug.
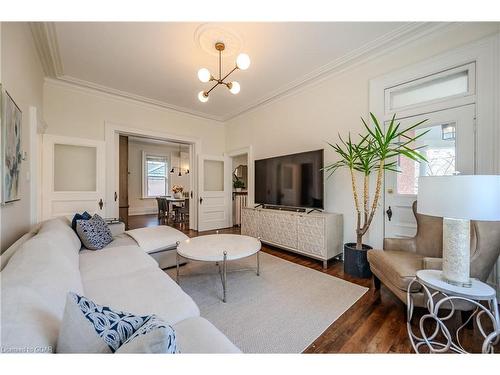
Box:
[129,214,495,353]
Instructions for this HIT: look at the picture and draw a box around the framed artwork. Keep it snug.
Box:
[1,89,23,204]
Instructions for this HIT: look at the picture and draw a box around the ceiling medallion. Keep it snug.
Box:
[197,42,251,103]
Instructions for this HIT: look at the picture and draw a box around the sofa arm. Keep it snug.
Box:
[383,237,417,252]
[422,257,443,270]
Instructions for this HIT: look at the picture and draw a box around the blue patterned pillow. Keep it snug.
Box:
[71,211,92,231]
[57,292,178,353]
[76,214,113,250]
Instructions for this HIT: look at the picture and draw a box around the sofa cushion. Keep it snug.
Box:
[79,245,158,282]
[57,293,177,353]
[173,317,241,353]
[1,232,84,353]
[367,249,423,292]
[82,268,199,325]
[76,214,113,250]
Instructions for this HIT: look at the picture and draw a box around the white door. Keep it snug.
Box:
[198,154,231,231]
[384,104,475,238]
[42,135,106,220]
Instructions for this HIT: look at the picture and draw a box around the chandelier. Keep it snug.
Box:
[170,144,189,176]
[197,42,251,102]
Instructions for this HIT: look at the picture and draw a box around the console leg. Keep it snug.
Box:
[323,259,328,270]
[256,251,260,276]
[373,276,381,290]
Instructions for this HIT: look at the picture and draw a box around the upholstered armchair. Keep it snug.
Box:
[367,201,500,308]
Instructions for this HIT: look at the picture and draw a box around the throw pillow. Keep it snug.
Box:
[56,292,177,353]
[71,211,92,231]
[76,214,113,250]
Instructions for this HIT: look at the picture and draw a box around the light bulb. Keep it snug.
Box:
[198,91,209,103]
[229,81,241,95]
[236,53,251,70]
[197,68,211,83]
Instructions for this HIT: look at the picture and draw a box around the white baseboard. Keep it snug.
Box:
[128,208,157,216]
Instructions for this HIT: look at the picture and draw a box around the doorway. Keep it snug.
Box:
[119,135,192,231]
[231,153,248,227]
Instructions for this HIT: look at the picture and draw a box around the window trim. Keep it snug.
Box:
[141,151,169,199]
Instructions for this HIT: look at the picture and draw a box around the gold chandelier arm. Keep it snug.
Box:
[221,66,238,83]
[206,81,220,95]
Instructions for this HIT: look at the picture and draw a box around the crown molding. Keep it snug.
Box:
[44,76,225,122]
[30,22,63,77]
[32,21,458,123]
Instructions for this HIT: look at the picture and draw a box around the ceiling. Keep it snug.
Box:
[33,22,442,121]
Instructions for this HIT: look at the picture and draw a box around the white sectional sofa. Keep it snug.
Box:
[0,217,240,353]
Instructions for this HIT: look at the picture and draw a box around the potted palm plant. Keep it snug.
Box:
[325,113,428,278]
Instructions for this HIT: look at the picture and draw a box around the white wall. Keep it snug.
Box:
[225,23,500,247]
[0,23,45,252]
[128,139,190,215]
[43,79,225,155]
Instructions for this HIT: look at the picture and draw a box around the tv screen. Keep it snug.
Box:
[255,149,324,209]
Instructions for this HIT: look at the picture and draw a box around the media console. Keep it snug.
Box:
[241,206,343,269]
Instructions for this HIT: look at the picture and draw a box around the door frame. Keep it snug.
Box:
[105,122,200,231]
[368,33,499,250]
[227,146,254,227]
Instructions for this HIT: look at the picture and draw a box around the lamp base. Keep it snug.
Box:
[442,217,471,288]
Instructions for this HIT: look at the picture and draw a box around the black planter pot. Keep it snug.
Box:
[343,243,373,278]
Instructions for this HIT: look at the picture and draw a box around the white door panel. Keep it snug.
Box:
[198,155,231,231]
[384,105,475,238]
[42,135,105,220]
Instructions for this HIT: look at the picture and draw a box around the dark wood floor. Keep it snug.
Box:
[129,214,496,354]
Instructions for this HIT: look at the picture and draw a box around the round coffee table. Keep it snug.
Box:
[175,234,261,302]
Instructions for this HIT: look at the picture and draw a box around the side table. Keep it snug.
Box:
[407,269,500,353]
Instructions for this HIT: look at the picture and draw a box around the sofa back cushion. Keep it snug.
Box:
[0,218,84,353]
[0,224,40,271]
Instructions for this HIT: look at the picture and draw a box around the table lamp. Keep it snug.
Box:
[417,175,500,287]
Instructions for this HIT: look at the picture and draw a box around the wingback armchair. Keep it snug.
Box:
[367,201,500,308]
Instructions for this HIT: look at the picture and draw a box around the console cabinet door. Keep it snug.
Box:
[260,212,298,248]
[297,216,326,257]
[241,209,260,238]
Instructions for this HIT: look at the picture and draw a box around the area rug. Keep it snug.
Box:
[166,252,367,353]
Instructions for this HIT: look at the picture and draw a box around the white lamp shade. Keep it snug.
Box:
[417,175,500,221]
[229,81,240,95]
[197,91,209,103]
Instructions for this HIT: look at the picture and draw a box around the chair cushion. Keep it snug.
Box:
[173,317,241,353]
[367,249,423,292]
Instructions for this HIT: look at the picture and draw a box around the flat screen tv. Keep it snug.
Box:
[255,149,324,209]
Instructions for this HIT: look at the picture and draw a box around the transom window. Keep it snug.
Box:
[143,153,168,197]
[385,63,475,113]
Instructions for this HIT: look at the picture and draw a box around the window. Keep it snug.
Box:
[385,63,474,112]
[143,153,168,197]
[396,123,456,195]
